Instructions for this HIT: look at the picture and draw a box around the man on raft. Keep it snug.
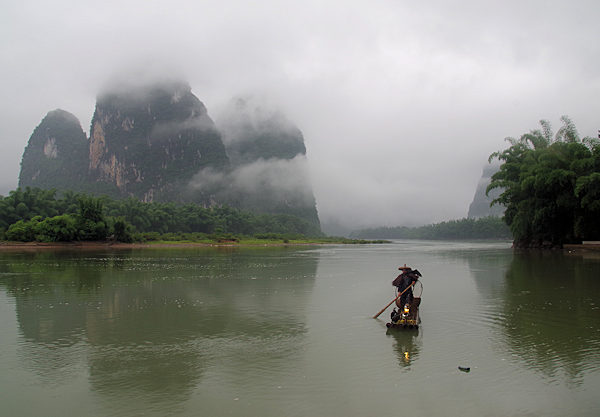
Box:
[390,264,422,324]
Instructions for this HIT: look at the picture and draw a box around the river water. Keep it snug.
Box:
[0,241,599,417]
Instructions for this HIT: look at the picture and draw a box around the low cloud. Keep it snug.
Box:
[230,155,313,199]
[150,115,219,141]
[189,154,315,206]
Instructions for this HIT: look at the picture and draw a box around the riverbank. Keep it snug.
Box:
[564,242,600,252]
[0,238,390,250]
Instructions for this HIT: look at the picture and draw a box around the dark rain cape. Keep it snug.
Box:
[392,269,421,307]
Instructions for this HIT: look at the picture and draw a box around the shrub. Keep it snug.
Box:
[112,217,134,243]
[5,216,42,242]
[35,214,77,242]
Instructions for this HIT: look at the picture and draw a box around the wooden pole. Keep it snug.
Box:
[373,282,415,319]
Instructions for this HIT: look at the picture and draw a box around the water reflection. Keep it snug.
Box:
[467,249,600,385]
[500,252,600,384]
[386,329,422,368]
[0,248,318,409]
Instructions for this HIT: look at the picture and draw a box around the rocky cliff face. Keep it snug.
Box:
[467,163,505,218]
[88,81,229,202]
[212,97,320,225]
[17,83,321,228]
[19,109,89,191]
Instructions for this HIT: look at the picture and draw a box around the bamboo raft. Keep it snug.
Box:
[386,297,421,330]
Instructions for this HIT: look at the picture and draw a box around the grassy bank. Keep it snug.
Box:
[0,236,390,249]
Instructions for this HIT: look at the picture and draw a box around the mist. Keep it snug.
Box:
[189,155,315,205]
[1,0,598,231]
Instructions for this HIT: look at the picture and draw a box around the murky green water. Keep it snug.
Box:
[1,241,599,416]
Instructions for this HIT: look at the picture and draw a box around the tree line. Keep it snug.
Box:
[0,187,323,242]
[351,216,511,240]
[488,116,600,248]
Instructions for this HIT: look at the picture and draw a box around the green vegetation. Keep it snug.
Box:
[125,232,387,245]
[0,187,331,243]
[2,193,112,242]
[488,116,600,248]
[352,216,511,240]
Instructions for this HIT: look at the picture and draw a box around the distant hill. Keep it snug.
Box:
[17,81,320,227]
[218,97,307,165]
[212,97,319,226]
[467,163,505,219]
[19,109,90,192]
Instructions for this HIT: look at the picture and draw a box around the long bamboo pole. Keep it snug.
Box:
[372,282,415,319]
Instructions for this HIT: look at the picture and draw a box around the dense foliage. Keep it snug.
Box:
[0,187,323,242]
[488,117,600,248]
[351,216,511,240]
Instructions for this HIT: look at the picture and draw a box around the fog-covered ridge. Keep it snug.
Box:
[18,81,320,227]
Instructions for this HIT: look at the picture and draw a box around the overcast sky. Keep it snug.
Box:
[1,0,598,229]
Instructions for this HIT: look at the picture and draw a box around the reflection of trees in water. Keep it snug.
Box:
[0,250,103,342]
[0,248,318,406]
[500,253,600,384]
[386,329,422,368]
[468,250,600,385]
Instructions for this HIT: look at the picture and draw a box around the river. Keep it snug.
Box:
[1,241,599,416]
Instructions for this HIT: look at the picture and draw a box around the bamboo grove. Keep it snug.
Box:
[488,116,600,248]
